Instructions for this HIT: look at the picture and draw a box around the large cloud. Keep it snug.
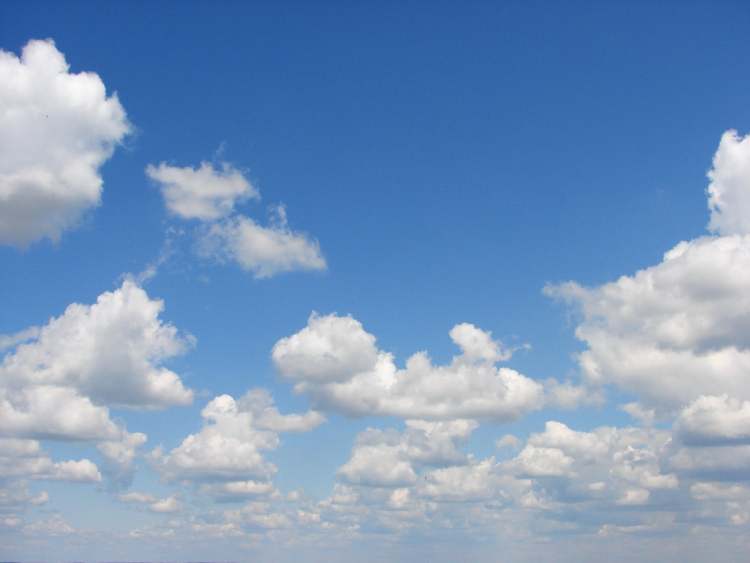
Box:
[0,39,130,246]
[546,130,750,410]
[272,313,543,420]
[0,280,194,409]
[0,281,193,492]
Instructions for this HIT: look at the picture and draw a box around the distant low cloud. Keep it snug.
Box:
[0,39,130,247]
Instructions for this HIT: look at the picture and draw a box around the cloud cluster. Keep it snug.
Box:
[151,389,323,499]
[0,281,194,504]
[0,39,130,246]
[272,313,543,420]
[338,419,477,487]
[147,160,326,279]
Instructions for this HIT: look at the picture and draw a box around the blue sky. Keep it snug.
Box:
[2,2,750,561]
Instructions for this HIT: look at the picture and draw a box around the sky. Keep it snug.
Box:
[1,1,750,561]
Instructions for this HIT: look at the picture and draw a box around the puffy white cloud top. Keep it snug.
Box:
[1,280,194,409]
[151,389,323,485]
[546,131,750,412]
[273,313,543,420]
[0,39,130,246]
[708,130,750,236]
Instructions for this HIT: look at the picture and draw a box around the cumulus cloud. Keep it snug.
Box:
[151,390,322,485]
[676,395,750,446]
[147,155,327,279]
[707,130,750,236]
[146,161,258,221]
[505,421,678,504]
[0,280,194,410]
[546,130,750,412]
[197,209,326,279]
[272,314,543,420]
[0,438,101,483]
[0,39,130,246]
[338,419,477,487]
[0,282,195,492]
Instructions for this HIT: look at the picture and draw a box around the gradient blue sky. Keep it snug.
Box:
[2,2,750,561]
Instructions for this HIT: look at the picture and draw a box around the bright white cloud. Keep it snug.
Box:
[198,210,326,278]
[0,39,130,246]
[707,130,750,236]
[0,280,194,409]
[546,235,750,408]
[151,390,322,484]
[146,161,258,221]
[546,130,750,411]
[338,419,477,487]
[273,313,543,420]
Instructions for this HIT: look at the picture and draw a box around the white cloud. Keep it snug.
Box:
[0,438,101,483]
[200,480,277,502]
[152,390,321,484]
[337,419,477,487]
[118,491,157,504]
[272,313,543,420]
[676,395,750,446]
[0,385,120,441]
[546,235,750,409]
[272,313,379,384]
[97,431,148,489]
[0,39,130,246]
[506,421,678,503]
[146,161,258,221]
[546,130,750,411]
[1,280,194,409]
[707,130,750,236]
[198,210,326,279]
[149,495,181,513]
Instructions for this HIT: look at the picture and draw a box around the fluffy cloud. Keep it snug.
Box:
[198,209,326,279]
[0,281,193,492]
[505,421,679,507]
[273,314,543,420]
[118,492,180,513]
[0,438,101,483]
[147,156,327,279]
[0,39,130,246]
[546,130,750,411]
[338,419,477,487]
[146,161,258,221]
[151,390,322,484]
[676,395,750,446]
[707,130,750,236]
[1,280,194,409]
